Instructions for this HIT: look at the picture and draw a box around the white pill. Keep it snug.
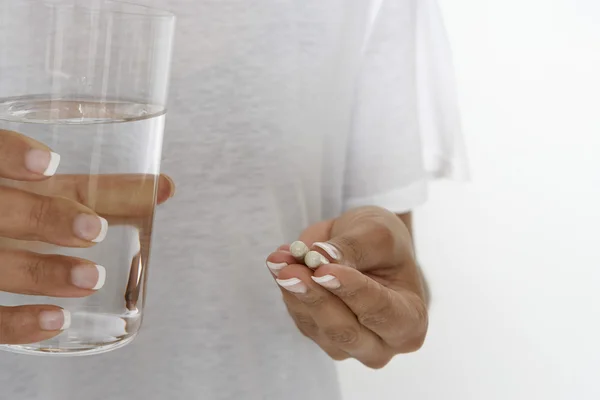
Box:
[290,241,309,260]
[304,251,330,269]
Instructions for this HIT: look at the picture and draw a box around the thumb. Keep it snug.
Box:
[321,206,413,271]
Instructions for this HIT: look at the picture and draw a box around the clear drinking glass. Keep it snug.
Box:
[0,0,175,355]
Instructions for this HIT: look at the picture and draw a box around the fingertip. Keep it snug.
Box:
[266,261,288,276]
[313,263,351,279]
[311,274,341,290]
[157,174,176,204]
[24,148,61,178]
[266,250,297,269]
[312,242,341,261]
[276,263,313,281]
[39,309,70,331]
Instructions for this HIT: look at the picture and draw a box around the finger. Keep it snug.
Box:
[275,264,345,355]
[325,206,413,270]
[266,255,356,362]
[275,263,353,362]
[0,305,70,345]
[266,250,298,276]
[281,288,349,361]
[277,265,392,368]
[0,129,61,180]
[318,342,350,361]
[6,173,176,217]
[0,186,108,247]
[312,264,428,352]
[57,173,175,216]
[0,249,105,297]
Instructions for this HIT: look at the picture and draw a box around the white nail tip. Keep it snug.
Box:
[43,152,61,177]
[312,275,337,284]
[305,251,330,269]
[92,217,109,243]
[93,265,107,290]
[290,241,309,259]
[267,262,288,271]
[314,242,341,261]
[61,309,72,330]
[276,278,302,287]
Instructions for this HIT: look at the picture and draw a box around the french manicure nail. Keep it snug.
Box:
[312,275,341,290]
[290,241,309,260]
[276,278,308,294]
[313,242,341,261]
[73,214,108,243]
[305,251,330,269]
[39,309,71,331]
[25,149,61,176]
[267,261,287,276]
[71,265,106,290]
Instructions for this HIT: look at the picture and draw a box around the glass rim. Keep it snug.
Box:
[14,0,175,19]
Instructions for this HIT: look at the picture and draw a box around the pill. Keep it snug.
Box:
[304,251,330,269]
[290,241,309,260]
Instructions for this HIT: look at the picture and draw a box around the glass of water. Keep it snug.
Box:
[0,0,175,355]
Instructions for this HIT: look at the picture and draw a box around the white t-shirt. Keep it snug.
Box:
[0,0,466,399]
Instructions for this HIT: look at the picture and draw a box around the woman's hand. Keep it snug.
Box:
[0,129,175,345]
[266,206,428,369]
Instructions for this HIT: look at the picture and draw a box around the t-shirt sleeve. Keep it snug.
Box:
[343,0,469,214]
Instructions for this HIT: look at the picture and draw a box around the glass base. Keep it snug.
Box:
[0,333,138,357]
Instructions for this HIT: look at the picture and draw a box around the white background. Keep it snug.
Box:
[338,0,600,399]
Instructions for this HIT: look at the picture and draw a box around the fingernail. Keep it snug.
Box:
[312,275,341,290]
[73,214,108,243]
[266,261,287,276]
[71,264,106,290]
[276,278,308,294]
[290,241,309,260]
[25,149,61,176]
[39,309,71,331]
[314,242,341,261]
[305,251,330,269]
[164,175,176,198]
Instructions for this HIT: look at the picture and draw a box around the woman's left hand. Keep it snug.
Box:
[266,206,428,369]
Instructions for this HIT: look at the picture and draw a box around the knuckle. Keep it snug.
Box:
[395,335,426,354]
[302,293,326,308]
[335,235,364,266]
[340,275,370,300]
[372,222,395,247]
[404,336,427,353]
[342,286,363,300]
[395,294,429,352]
[0,310,16,344]
[358,308,391,327]
[23,257,51,293]
[29,196,61,235]
[363,355,393,370]
[358,290,395,327]
[324,326,360,346]
[29,196,57,234]
[325,349,349,361]
[289,310,318,338]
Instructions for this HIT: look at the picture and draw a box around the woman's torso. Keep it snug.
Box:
[0,1,388,399]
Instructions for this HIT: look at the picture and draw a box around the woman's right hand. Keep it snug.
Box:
[0,129,175,345]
